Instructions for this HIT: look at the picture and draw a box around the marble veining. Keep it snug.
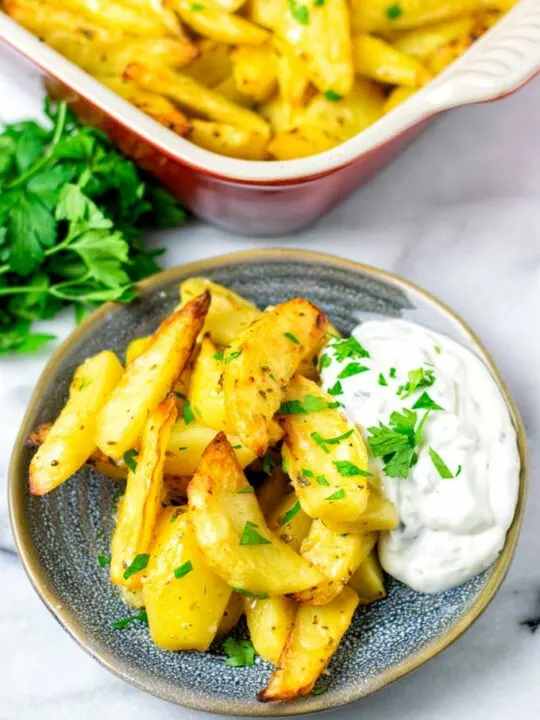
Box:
[1,45,540,720]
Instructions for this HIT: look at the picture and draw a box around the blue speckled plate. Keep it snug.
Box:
[9,249,526,716]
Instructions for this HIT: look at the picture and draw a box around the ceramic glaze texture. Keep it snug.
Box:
[10,254,526,716]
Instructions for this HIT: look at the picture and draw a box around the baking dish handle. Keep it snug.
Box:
[419,0,540,113]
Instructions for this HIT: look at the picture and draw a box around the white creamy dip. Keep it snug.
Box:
[320,319,520,594]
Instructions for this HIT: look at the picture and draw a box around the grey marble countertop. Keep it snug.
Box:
[1,45,539,720]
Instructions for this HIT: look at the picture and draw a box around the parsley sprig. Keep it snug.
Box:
[367,409,421,479]
[0,98,185,355]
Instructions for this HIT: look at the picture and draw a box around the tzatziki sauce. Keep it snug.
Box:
[320,319,520,594]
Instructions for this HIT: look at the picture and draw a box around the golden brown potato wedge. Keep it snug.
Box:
[273,37,311,110]
[281,375,370,529]
[223,298,328,456]
[298,323,341,381]
[327,489,399,534]
[96,292,209,460]
[172,0,269,45]
[215,592,245,640]
[348,549,386,605]
[29,351,123,495]
[259,586,359,701]
[59,0,170,36]
[293,521,377,605]
[392,16,477,59]
[244,595,296,664]
[267,492,312,553]
[189,120,269,160]
[143,506,232,650]
[213,75,255,109]
[182,39,232,87]
[351,0,488,33]
[383,86,416,114]
[180,277,261,347]
[110,396,177,589]
[188,433,325,596]
[245,0,282,29]
[124,64,270,136]
[231,44,277,102]
[187,334,227,431]
[352,34,433,88]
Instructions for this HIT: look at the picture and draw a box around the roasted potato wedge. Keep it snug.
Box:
[281,375,370,529]
[96,292,209,460]
[165,420,256,475]
[188,433,325,596]
[351,0,492,33]
[293,521,377,605]
[143,506,232,650]
[393,16,477,59]
[187,334,227,432]
[182,39,232,87]
[259,586,359,701]
[59,0,170,36]
[173,0,269,44]
[213,75,255,108]
[298,323,341,381]
[179,277,261,346]
[348,549,386,605]
[267,492,312,553]
[327,489,399,534]
[231,44,277,102]
[244,595,296,664]
[223,298,328,456]
[189,120,269,160]
[383,86,416,114]
[215,592,245,640]
[257,464,290,517]
[29,351,123,495]
[352,34,433,88]
[110,396,177,589]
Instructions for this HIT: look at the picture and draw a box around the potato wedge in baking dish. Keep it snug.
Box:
[110,396,177,589]
[96,291,209,460]
[143,506,232,651]
[259,586,359,701]
[188,433,325,596]
[223,298,328,456]
[280,375,371,529]
[29,351,123,495]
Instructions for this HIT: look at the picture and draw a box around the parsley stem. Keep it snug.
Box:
[6,102,68,190]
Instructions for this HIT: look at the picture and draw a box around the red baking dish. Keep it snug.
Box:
[1,1,539,235]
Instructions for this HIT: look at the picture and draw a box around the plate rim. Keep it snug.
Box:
[8,248,528,716]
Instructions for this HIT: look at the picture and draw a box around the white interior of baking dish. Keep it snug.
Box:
[1,0,539,183]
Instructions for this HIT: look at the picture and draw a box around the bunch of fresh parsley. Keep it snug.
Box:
[0,98,186,355]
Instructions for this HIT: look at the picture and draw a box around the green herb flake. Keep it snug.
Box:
[237,485,255,494]
[191,2,204,9]
[284,331,300,345]
[398,367,436,399]
[232,444,242,449]
[325,488,346,502]
[301,468,314,478]
[333,461,372,477]
[289,0,309,24]
[315,474,330,486]
[331,336,370,362]
[262,454,277,475]
[123,553,150,580]
[230,587,269,600]
[313,0,325,6]
[412,392,443,411]
[429,448,455,479]
[213,350,224,361]
[367,408,421,479]
[378,373,388,386]
[280,501,301,526]
[224,350,242,364]
[97,554,111,567]
[312,684,329,696]
[239,521,271,546]
[327,380,343,396]
[456,464,462,476]
[338,362,369,379]
[223,637,256,667]
[434,345,441,354]
[111,610,148,630]
[324,90,343,102]
[183,399,195,425]
[389,367,397,378]
[386,3,402,20]
[311,428,354,453]
[319,353,331,370]
[279,395,336,415]
[174,560,193,579]
[123,448,138,473]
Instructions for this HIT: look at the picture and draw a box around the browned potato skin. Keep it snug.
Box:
[223,298,328,456]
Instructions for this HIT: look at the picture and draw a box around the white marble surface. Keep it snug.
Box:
[1,43,540,720]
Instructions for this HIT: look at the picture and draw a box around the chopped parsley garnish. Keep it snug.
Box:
[333,461,372,477]
[324,90,343,102]
[213,350,224,361]
[123,553,150,580]
[326,489,346,502]
[279,394,337,415]
[183,399,195,425]
[319,354,331,370]
[230,587,269,599]
[386,3,402,20]
[223,637,256,667]
[331,336,370,362]
[232,444,242,449]
[314,0,325,6]
[97,554,111,567]
[378,373,388,386]
[456,464,462,476]
[174,560,193,579]
[111,610,148,629]
[367,409,418,479]
[316,474,330,486]
[239,521,271,546]
[262,453,277,475]
[289,0,309,24]
[191,3,204,10]
[302,468,314,478]
[327,380,343,396]
[280,501,301,526]
[224,350,242,364]
[237,485,255,494]
[123,448,138,473]
[284,331,300,344]
[434,345,441,354]
[429,448,456,479]
[412,391,443,411]
[311,428,354,453]
[389,367,397,378]
[397,367,435,398]
[338,362,369,379]
[311,684,329,696]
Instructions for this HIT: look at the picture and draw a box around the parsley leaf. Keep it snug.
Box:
[279,395,336,415]
[174,560,193,579]
[338,362,369,379]
[280,501,301,526]
[123,553,150,580]
[283,331,300,344]
[262,453,277,475]
[237,486,255,494]
[213,350,224,361]
[333,461,372,477]
[123,449,138,473]
[97,554,111,567]
[367,409,420,479]
[289,0,309,24]
[183,399,195,425]
[239,521,271,546]
[398,367,435,398]
[230,587,269,599]
[311,429,354,453]
[327,380,343,396]
[378,373,388,386]
[386,3,402,19]
[324,90,343,102]
[330,336,370,362]
[223,637,256,667]
[111,610,148,630]
[412,392,444,411]
[224,350,242,363]
[325,489,346,502]
[316,474,330,486]
[429,448,455,479]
